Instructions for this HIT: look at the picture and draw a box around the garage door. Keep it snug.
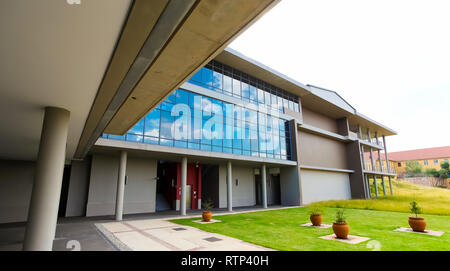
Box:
[300,169,351,204]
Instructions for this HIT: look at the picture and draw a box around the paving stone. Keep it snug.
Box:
[394,227,445,237]
[300,223,332,228]
[320,234,370,244]
[204,237,222,242]
[192,219,221,224]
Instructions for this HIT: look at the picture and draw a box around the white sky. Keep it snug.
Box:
[229,0,450,152]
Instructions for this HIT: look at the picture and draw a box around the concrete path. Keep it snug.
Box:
[96,219,273,251]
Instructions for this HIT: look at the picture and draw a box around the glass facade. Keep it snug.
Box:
[102,60,298,161]
[188,60,300,114]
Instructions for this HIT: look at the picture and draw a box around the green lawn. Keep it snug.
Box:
[311,180,450,216]
[172,180,450,251]
[171,207,450,251]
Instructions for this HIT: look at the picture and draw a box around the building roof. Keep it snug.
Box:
[366,146,450,162]
[215,48,397,137]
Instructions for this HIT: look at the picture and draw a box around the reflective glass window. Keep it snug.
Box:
[249,85,257,104]
[241,82,250,100]
[212,71,222,90]
[144,109,160,137]
[223,75,232,95]
[232,78,241,98]
[129,118,144,135]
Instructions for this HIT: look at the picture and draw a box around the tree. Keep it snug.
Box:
[439,161,449,181]
[425,168,439,177]
[405,160,423,175]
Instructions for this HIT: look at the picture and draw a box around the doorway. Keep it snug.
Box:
[268,174,281,205]
[155,161,202,211]
[156,161,177,211]
[255,174,262,206]
[254,173,281,206]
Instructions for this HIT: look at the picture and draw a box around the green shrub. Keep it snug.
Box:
[309,207,323,216]
[409,200,422,217]
[202,198,214,211]
[335,209,346,223]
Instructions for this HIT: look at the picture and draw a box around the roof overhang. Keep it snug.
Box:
[215,48,311,97]
[214,50,397,137]
[348,113,397,137]
[74,0,280,159]
[0,0,132,162]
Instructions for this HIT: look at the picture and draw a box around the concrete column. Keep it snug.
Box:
[360,145,367,170]
[261,164,267,208]
[389,176,393,195]
[383,136,391,171]
[180,157,187,216]
[23,107,70,251]
[369,148,376,172]
[115,151,127,221]
[381,176,387,196]
[373,176,379,197]
[365,174,371,199]
[227,161,232,212]
[377,150,383,172]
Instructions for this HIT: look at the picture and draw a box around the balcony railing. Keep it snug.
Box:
[355,131,384,148]
[364,163,396,174]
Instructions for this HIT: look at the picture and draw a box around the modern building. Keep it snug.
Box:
[0,0,396,251]
[370,146,450,175]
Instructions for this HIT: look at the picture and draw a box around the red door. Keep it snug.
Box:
[176,163,202,210]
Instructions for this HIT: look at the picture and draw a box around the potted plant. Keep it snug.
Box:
[332,209,349,239]
[408,200,426,232]
[309,207,323,226]
[202,199,214,222]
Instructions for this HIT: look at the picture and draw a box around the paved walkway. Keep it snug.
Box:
[96,219,273,251]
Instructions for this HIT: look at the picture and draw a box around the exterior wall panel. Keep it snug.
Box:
[219,164,255,208]
[298,130,347,170]
[302,107,338,133]
[86,154,157,217]
[0,160,34,223]
[300,169,351,204]
[65,157,91,217]
[280,166,301,206]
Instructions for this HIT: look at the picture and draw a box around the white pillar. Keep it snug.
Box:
[227,161,232,212]
[365,174,371,199]
[389,176,393,195]
[383,135,394,195]
[369,148,376,172]
[23,107,70,251]
[261,164,267,208]
[115,151,127,221]
[180,157,187,215]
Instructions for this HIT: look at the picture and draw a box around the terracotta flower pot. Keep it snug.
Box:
[202,211,212,222]
[310,214,322,226]
[332,222,349,239]
[408,217,426,232]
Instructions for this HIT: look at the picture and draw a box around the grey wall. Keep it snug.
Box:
[86,154,157,217]
[302,107,338,133]
[298,130,348,170]
[0,160,34,223]
[65,157,91,217]
[280,166,301,206]
[219,164,255,208]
